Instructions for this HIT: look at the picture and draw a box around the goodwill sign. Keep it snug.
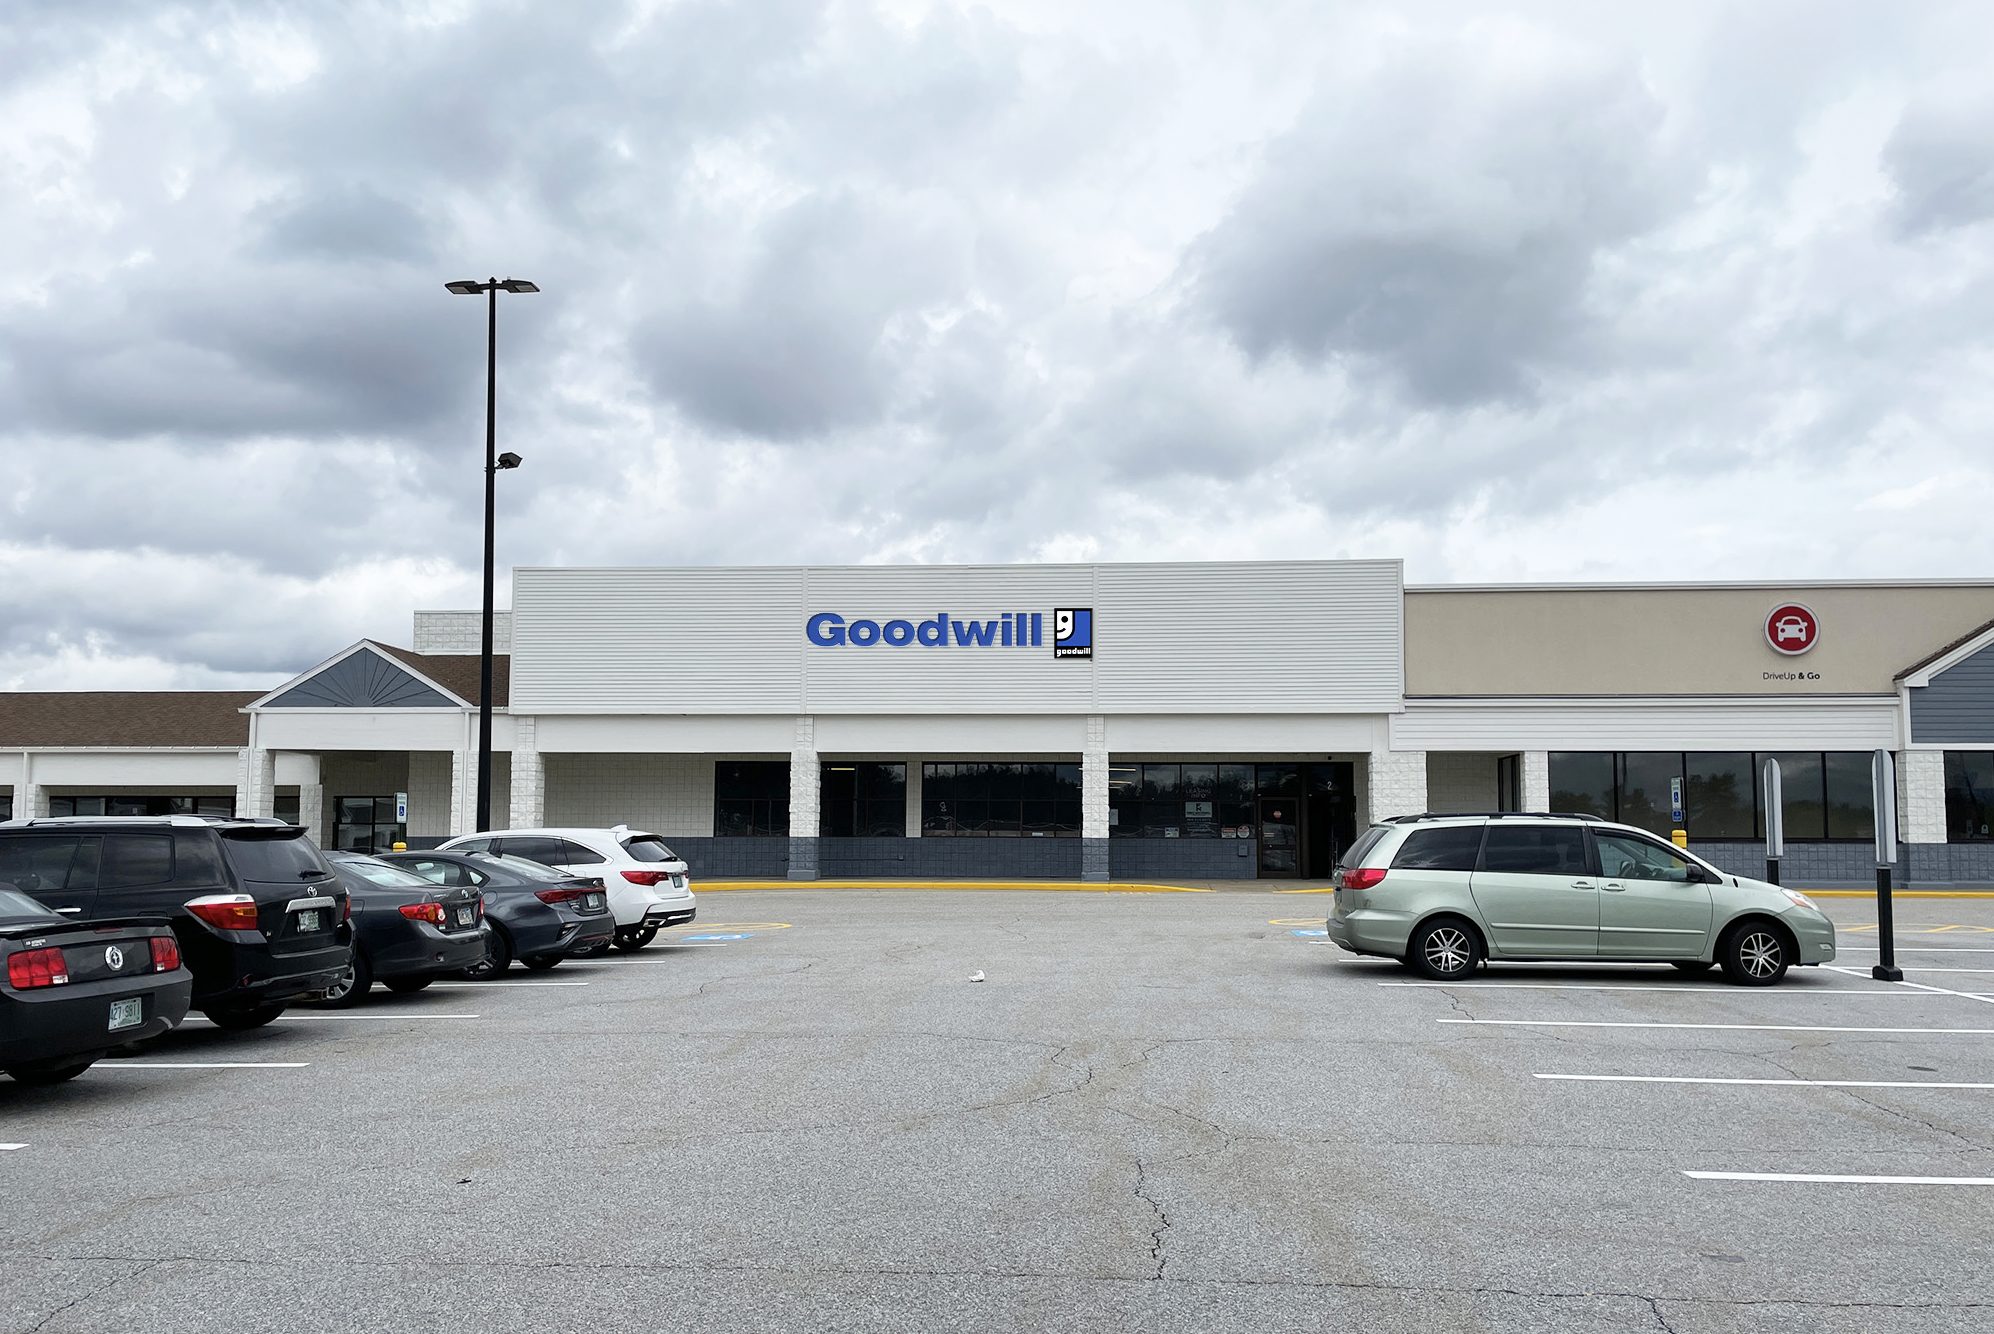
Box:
[807,609,1093,659]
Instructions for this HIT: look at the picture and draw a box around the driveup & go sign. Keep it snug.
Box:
[806,609,1093,660]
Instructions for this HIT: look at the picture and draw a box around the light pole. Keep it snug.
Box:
[445,277,538,833]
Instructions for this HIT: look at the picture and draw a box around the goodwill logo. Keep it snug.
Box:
[806,609,1093,660]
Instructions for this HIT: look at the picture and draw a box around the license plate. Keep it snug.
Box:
[108,997,143,1032]
[295,909,322,932]
[671,875,685,889]
[455,908,475,927]
[584,894,604,911]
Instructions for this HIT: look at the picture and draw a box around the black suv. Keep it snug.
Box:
[0,817,352,1029]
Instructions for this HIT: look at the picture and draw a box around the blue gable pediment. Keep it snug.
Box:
[1909,637,1994,745]
[263,647,457,709]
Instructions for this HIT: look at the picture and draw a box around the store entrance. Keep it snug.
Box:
[1255,762,1356,879]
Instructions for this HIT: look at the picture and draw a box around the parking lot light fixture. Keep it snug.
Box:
[445,276,539,835]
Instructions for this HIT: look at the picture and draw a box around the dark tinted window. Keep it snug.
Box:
[1392,825,1484,871]
[220,831,329,883]
[100,834,175,889]
[173,831,227,885]
[1945,752,1994,841]
[1479,825,1592,876]
[559,839,607,865]
[622,836,678,863]
[1339,825,1390,869]
[0,836,92,896]
[1823,752,1877,840]
[500,837,567,864]
[451,838,495,854]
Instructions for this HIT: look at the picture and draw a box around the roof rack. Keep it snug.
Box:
[1383,811,1607,824]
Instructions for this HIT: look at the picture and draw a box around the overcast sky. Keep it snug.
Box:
[4,0,1993,689]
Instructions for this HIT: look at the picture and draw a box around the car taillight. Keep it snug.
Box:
[535,887,587,905]
[1339,867,1388,890]
[398,902,448,926]
[149,935,181,973]
[341,893,352,923]
[8,947,69,989]
[621,870,668,886]
[185,894,261,932]
[474,895,485,920]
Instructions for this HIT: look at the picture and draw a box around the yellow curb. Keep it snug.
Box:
[1271,887,1339,895]
[1807,890,1994,899]
[695,879,1210,893]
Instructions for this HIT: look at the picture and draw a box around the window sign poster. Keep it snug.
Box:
[1184,800,1216,837]
[1108,808,1119,827]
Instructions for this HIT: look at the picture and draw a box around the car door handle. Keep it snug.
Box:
[1601,882,1627,892]
[55,906,83,915]
[1570,880,1594,889]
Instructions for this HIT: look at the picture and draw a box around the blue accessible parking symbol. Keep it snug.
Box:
[683,932,752,942]
[1289,928,1328,938]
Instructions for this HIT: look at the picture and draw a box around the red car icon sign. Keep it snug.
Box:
[1775,616,1809,643]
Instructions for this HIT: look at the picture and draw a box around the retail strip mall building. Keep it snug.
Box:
[5,561,1994,885]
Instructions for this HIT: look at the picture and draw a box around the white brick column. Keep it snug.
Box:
[235,748,277,820]
[449,747,475,834]
[789,716,820,880]
[904,760,923,837]
[1081,715,1110,881]
[509,717,544,830]
[1366,749,1428,823]
[1522,751,1551,814]
[1898,749,1946,845]
[297,753,325,844]
[16,752,48,820]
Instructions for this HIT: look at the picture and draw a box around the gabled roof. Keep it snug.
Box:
[0,692,256,748]
[1897,617,1994,685]
[245,640,508,711]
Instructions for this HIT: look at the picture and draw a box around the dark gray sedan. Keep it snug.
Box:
[381,851,614,974]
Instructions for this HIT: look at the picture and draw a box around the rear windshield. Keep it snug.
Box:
[0,887,58,925]
[221,830,331,883]
[622,835,678,863]
[334,857,436,890]
[474,854,576,883]
[1339,825,1390,869]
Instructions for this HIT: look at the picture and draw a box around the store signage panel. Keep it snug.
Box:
[805,608,1093,660]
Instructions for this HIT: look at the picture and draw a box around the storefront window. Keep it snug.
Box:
[1547,751,1881,842]
[1548,753,1614,818]
[47,795,237,819]
[820,763,905,837]
[923,762,1079,836]
[1945,753,1994,841]
[1686,753,1754,839]
[334,796,405,853]
[715,761,790,837]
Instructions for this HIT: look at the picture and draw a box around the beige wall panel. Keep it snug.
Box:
[1407,585,1994,697]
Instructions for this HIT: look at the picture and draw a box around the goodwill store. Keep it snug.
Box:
[4,561,1994,886]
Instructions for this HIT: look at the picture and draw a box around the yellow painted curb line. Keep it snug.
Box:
[1807,890,1994,899]
[696,879,1210,893]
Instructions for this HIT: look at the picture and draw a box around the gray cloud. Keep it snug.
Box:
[1884,93,1994,235]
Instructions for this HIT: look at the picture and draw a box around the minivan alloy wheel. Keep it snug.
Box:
[1423,926,1473,975]
[1739,931,1783,979]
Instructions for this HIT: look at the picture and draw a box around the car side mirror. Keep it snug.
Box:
[1685,865,1715,884]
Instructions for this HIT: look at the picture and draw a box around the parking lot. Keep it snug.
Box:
[2,888,1991,1333]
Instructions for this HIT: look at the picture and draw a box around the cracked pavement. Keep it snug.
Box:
[0,890,1990,1332]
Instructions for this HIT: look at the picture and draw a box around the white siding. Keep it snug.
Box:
[509,560,1404,716]
[1394,698,1902,751]
[1427,752,1499,812]
[543,754,715,836]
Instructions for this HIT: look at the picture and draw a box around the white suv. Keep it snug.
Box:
[437,826,695,951]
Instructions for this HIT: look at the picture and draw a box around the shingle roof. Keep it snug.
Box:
[1896,616,1994,682]
[371,644,509,707]
[0,692,257,748]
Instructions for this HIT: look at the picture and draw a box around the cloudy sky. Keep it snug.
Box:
[4,0,1992,689]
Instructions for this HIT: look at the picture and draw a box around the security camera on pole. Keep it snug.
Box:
[1871,749,1903,983]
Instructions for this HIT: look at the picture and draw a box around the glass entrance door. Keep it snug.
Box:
[1258,799,1301,877]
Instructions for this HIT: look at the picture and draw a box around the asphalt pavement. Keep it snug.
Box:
[1,889,1990,1332]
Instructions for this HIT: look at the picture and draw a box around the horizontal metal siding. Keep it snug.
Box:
[1910,645,1994,743]
[1393,700,1901,751]
[1094,561,1402,713]
[509,561,1404,715]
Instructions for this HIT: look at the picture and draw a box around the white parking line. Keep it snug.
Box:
[102,1062,310,1069]
[1536,1073,1994,1089]
[184,1014,480,1023]
[1825,965,1994,1007]
[0,1144,26,1151]
[1441,1019,1994,1035]
[424,982,590,988]
[1687,1171,1994,1186]
[1381,982,1918,995]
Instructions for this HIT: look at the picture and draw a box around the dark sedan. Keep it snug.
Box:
[0,886,193,1084]
[317,852,487,1005]
[381,851,614,974]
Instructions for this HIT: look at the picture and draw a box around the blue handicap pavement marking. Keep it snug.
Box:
[684,932,753,942]
[1289,929,1329,938]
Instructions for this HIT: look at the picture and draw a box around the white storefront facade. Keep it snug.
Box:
[5,561,1994,885]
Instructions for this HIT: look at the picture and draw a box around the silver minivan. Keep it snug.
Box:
[1325,813,1837,985]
